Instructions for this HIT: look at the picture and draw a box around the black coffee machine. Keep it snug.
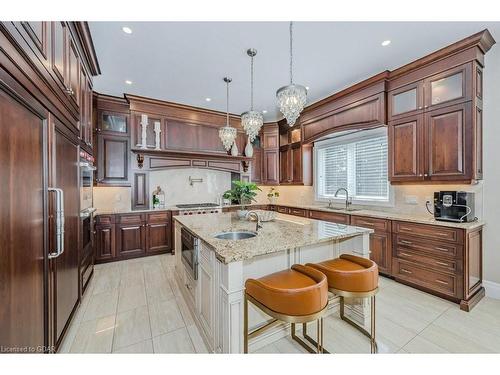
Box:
[433,191,475,223]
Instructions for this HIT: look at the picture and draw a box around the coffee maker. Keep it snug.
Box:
[433,191,475,223]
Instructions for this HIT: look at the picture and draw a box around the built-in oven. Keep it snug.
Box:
[181,227,199,280]
[79,150,96,294]
[79,150,95,212]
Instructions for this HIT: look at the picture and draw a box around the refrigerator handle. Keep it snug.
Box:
[48,188,65,259]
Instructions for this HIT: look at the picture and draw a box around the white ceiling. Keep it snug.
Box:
[89,22,500,121]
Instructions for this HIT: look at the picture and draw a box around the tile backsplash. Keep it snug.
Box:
[256,182,483,219]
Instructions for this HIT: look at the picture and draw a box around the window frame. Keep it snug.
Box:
[313,127,394,207]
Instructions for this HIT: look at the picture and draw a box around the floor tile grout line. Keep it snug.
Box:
[398,304,453,352]
[143,260,155,353]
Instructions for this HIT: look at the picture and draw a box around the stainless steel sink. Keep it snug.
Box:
[324,207,361,212]
[214,231,258,240]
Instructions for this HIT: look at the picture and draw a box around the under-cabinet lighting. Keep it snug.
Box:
[381,40,391,46]
[122,27,133,34]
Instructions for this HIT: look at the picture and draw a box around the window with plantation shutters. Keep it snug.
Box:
[315,128,390,203]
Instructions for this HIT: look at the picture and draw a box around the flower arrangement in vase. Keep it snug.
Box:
[267,187,279,204]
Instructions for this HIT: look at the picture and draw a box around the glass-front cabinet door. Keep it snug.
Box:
[388,82,423,120]
[424,63,471,110]
[99,111,128,135]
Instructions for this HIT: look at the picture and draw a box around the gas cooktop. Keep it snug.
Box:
[176,203,220,209]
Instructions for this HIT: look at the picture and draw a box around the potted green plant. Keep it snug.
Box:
[267,187,280,204]
[223,181,262,218]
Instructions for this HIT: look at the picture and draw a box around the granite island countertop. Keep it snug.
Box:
[174,212,373,264]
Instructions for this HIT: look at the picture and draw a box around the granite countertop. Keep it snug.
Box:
[174,212,372,264]
[95,202,483,231]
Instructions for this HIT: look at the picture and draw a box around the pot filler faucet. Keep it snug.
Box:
[246,211,263,232]
[334,188,352,210]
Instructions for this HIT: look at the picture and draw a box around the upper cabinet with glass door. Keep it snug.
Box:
[388,62,472,121]
[98,111,129,135]
[423,63,471,110]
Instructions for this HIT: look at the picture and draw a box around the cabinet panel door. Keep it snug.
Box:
[423,63,471,110]
[251,149,262,183]
[51,122,80,344]
[263,150,279,184]
[388,82,424,121]
[21,21,49,60]
[95,225,116,261]
[369,232,391,275]
[51,21,67,90]
[67,38,80,110]
[279,147,289,183]
[0,86,46,350]
[116,224,146,258]
[291,144,303,184]
[388,115,425,182]
[97,135,130,185]
[425,103,471,180]
[199,264,214,344]
[146,222,171,253]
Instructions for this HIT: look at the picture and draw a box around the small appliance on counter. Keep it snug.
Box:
[433,191,475,223]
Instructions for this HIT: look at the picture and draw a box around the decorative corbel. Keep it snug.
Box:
[137,154,144,169]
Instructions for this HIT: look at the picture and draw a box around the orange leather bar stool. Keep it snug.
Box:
[307,254,379,353]
[244,264,329,353]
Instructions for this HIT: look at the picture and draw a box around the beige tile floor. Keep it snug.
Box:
[59,254,500,354]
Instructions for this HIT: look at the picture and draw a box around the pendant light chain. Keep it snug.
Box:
[289,21,293,85]
[226,78,230,126]
[250,53,254,110]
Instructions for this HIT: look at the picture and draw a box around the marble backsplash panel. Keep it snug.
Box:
[148,168,232,206]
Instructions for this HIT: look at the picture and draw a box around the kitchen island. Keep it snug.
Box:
[173,211,373,353]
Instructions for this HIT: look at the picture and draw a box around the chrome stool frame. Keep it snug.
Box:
[243,293,327,354]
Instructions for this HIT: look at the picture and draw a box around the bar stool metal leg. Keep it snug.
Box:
[339,293,378,353]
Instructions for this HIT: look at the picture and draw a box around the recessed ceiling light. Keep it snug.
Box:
[262,110,268,114]
[381,40,391,47]
[122,27,133,34]
[125,80,133,85]
[306,86,310,90]
[205,97,212,102]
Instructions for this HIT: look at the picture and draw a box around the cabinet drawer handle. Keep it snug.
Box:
[65,87,74,95]
[435,247,450,252]
[400,252,412,257]
[435,261,450,267]
[185,283,192,290]
[435,279,449,286]
[400,268,412,274]
[400,240,412,245]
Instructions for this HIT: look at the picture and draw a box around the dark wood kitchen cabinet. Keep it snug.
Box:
[116,214,146,258]
[94,212,172,263]
[388,114,425,182]
[261,123,279,185]
[95,215,116,262]
[389,102,474,183]
[1,20,100,352]
[351,215,392,275]
[94,95,131,186]
[96,134,130,185]
[278,120,312,185]
[145,212,172,253]
[425,102,472,181]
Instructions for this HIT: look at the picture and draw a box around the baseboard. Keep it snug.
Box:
[484,280,500,300]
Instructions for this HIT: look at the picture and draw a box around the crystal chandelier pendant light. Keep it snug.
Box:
[241,48,264,142]
[219,77,237,151]
[276,21,307,127]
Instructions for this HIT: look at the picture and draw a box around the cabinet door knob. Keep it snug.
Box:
[65,87,74,95]
[424,173,428,177]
